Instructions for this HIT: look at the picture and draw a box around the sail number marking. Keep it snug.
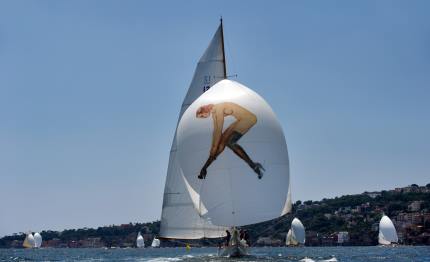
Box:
[202,75,217,93]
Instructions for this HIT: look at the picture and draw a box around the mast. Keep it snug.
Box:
[220,17,227,79]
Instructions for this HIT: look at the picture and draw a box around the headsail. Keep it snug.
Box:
[291,218,305,245]
[160,21,228,239]
[23,232,35,248]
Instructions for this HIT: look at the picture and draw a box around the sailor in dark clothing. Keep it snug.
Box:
[244,230,250,246]
[225,230,231,246]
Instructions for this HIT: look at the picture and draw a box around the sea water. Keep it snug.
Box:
[0,246,429,262]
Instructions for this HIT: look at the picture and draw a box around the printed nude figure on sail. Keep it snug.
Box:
[196,102,265,179]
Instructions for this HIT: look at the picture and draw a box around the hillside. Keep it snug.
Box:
[1,183,429,248]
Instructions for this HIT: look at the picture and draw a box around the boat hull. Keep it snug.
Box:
[219,241,248,257]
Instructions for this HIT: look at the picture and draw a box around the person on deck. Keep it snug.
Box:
[225,230,231,246]
[196,102,265,180]
[244,230,250,246]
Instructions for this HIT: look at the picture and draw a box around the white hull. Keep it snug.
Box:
[219,230,248,257]
[219,242,248,257]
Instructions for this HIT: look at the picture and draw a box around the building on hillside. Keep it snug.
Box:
[408,201,423,212]
[256,237,282,246]
[305,231,320,246]
[80,237,104,248]
[321,234,337,246]
[364,191,381,198]
[337,231,349,244]
[371,222,379,232]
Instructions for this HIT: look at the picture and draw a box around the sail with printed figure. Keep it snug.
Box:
[176,79,290,227]
[159,20,291,257]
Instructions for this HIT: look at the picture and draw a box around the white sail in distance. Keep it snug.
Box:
[176,79,290,226]
[288,218,305,245]
[136,232,145,248]
[23,232,35,248]
[160,21,228,239]
[378,215,398,245]
[286,229,297,246]
[34,232,42,248]
[151,238,160,248]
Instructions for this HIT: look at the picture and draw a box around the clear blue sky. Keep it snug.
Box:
[1,1,429,237]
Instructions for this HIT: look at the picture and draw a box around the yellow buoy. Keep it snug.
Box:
[185,244,191,251]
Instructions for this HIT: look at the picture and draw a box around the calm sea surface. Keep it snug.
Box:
[1,246,429,262]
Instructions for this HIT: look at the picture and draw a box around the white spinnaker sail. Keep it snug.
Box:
[378,215,398,245]
[176,79,290,226]
[34,232,42,248]
[136,232,145,248]
[23,232,35,248]
[159,23,228,239]
[291,218,305,244]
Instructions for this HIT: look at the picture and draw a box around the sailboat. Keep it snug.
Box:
[378,215,398,245]
[151,237,161,248]
[22,232,35,248]
[286,218,305,246]
[136,232,145,248]
[160,19,291,257]
[34,232,42,248]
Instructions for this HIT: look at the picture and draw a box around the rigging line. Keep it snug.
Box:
[228,168,237,227]
[223,22,237,80]
[252,213,293,237]
[220,17,227,79]
[198,172,207,238]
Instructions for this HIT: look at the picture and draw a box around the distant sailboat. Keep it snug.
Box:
[160,19,291,257]
[151,238,160,248]
[286,218,305,246]
[23,232,35,248]
[34,232,42,248]
[136,232,145,248]
[378,215,398,245]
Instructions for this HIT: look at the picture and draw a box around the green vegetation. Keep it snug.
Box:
[1,184,429,248]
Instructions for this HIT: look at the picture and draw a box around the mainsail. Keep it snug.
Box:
[151,238,161,248]
[176,79,290,226]
[378,215,398,245]
[159,21,228,239]
[136,232,145,248]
